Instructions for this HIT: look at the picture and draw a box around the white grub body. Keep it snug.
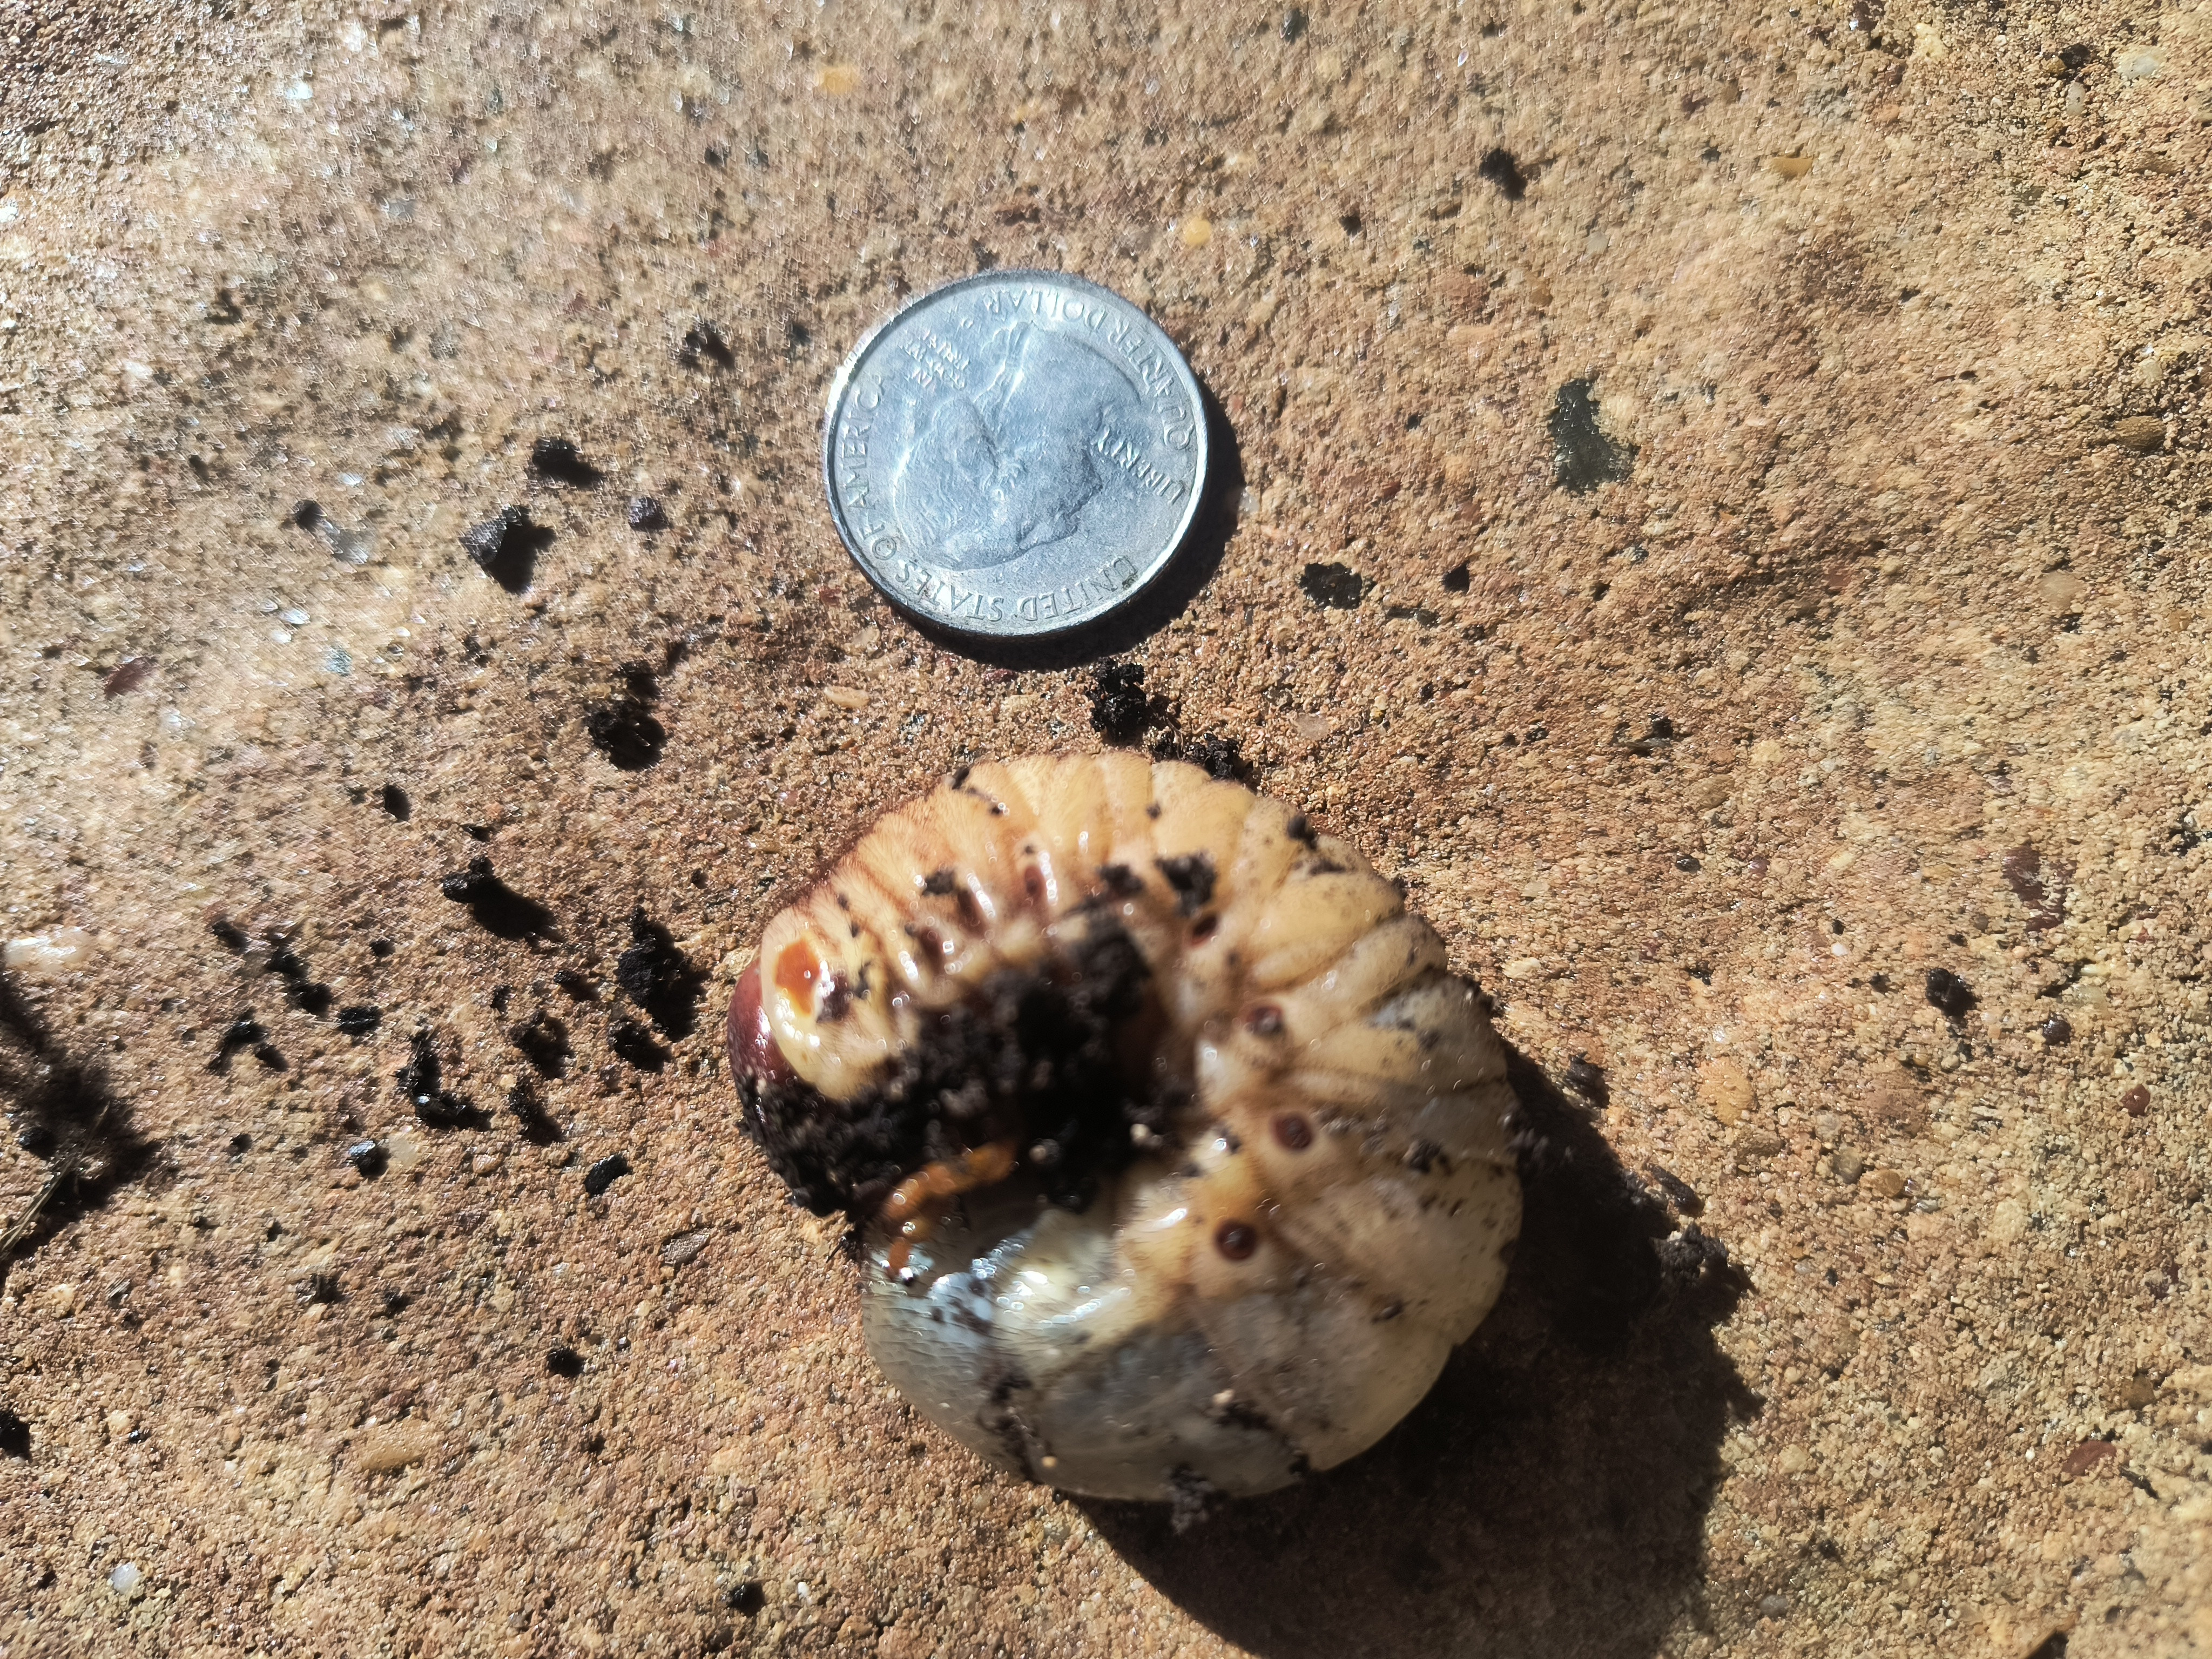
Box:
[729,752,1520,1502]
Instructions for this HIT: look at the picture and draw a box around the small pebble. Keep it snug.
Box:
[626,495,667,531]
[2,929,96,978]
[2040,1015,2073,1046]
[102,657,156,697]
[470,1150,504,1177]
[661,1229,712,1267]
[584,1153,632,1196]
[345,1139,388,1178]
[2121,1085,2150,1117]
[108,1563,142,1595]
[2112,415,2164,454]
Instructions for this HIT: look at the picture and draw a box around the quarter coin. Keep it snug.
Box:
[822,271,1210,640]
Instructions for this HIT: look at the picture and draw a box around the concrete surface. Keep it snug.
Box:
[3,0,2210,1655]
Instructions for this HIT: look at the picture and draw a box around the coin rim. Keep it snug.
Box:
[820,269,1211,640]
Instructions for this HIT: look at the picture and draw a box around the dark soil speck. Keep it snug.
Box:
[583,1153,632,1196]
[1299,562,1367,610]
[508,1010,571,1076]
[439,856,558,940]
[1155,854,1217,916]
[679,320,734,370]
[396,1029,478,1128]
[616,909,704,1037]
[460,506,545,593]
[1087,662,1163,746]
[508,1077,563,1143]
[529,436,603,487]
[608,1019,670,1071]
[1548,379,1636,494]
[1479,146,1528,199]
[1925,968,1977,1018]
[585,663,666,771]
[1178,733,1253,785]
[334,1004,381,1038]
[209,1013,267,1073]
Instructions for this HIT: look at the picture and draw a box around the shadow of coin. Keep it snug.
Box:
[892,379,1244,672]
[1080,1043,1757,1659]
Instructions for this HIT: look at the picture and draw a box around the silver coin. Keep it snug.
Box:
[822,271,1210,639]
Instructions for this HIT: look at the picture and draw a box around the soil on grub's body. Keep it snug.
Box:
[739,917,1170,1219]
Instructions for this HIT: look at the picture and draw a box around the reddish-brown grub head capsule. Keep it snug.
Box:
[729,753,1521,1504]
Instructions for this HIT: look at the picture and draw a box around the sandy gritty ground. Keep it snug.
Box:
[3,0,2210,1654]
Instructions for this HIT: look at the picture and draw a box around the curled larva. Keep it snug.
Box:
[728,753,1521,1503]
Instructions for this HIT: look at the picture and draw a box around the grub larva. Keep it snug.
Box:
[728,753,1521,1504]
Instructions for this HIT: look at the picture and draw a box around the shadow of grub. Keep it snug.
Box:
[896,379,1243,672]
[1082,1043,1755,1659]
[0,973,158,1292]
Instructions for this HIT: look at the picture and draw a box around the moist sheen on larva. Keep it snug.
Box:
[727,753,1522,1504]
